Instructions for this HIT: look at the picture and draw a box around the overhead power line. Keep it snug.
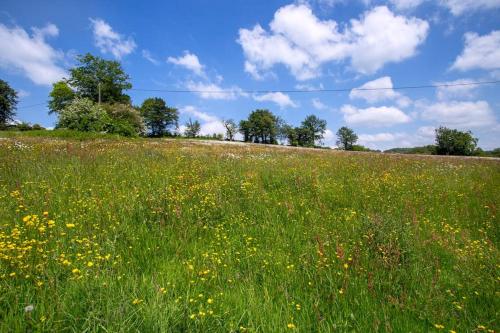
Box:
[129,80,500,94]
[15,80,500,109]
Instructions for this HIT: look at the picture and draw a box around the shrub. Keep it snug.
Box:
[56,98,110,132]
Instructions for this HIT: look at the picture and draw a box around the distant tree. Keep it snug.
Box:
[184,118,201,138]
[435,126,478,156]
[336,126,358,150]
[299,115,327,147]
[48,81,75,114]
[246,109,279,144]
[102,103,144,137]
[0,79,18,128]
[223,119,238,141]
[67,53,132,104]
[140,98,178,137]
[239,120,251,142]
[56,98,109,132]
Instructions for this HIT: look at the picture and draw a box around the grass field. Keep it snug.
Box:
[0,134,498,332]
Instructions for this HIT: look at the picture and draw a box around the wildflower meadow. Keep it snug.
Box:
[0,135,498,332]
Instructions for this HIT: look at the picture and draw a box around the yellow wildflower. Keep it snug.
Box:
[287,323,296,329]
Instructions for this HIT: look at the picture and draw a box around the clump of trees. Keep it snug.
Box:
[184,119,201,138]
[238,110,327,147]
[435,126,478,156]
[336,126,358,150]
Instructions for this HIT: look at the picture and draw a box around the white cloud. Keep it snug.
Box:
[253,92,298,108]
[435,78,480,100]
[440,0,500,15]
[452,30,500,72]
[0,23,66,85]
[167,51,205,77]
[388,0,426,10]
[185,81,246,100]
[238,4,428,79]
[180,105,226,136]
[312,98,327,110]
[358,130,434,150]
[349,76,411,107]
[420,100,497,128]
[341,104,412,126]
[142,49,159,65]
[89,18,136,59]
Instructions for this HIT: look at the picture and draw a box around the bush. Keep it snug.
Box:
[57,98,110,132]
[102,103,144,137]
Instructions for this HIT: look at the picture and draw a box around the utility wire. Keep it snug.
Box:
[130,80,500,94]
[16,80,500,109]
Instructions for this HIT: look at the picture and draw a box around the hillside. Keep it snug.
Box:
[1,136,499,332]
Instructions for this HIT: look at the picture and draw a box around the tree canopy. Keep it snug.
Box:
[239,109,278,144]
[140,98,178,137]
[435,126,478,156]
[66,53,132,104]
[336,126,358,150]
[48,81,75,114]
[184,119,201,138]
[0,79,18,128]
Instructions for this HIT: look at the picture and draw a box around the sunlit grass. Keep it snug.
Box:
[0,135,498,332]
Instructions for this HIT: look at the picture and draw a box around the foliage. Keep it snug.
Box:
[48,81,75,114]
[67,53,132,104]
[0,137,498,332]
[299,115,327,147]
[435,126,478,156]
[385,145,437,155]
[0,79,18,128]
[102,103,144,137]
[56,98,110,132]
[239,109,278,144]
[140,98,178,137]
[336,126,358,150]
[222,119,238,141]
[184,119,201,138]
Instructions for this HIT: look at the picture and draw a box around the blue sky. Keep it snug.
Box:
[1,0,499,149]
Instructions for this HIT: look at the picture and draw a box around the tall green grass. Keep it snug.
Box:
[0,136,498,332]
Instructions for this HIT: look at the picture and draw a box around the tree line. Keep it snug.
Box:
[0,53,493,156]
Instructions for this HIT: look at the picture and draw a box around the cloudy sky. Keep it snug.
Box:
[1,0,499,149]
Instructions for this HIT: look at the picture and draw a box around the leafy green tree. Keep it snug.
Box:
[299,115,327,147]
[0,79,18,128]
[140,98,178,137]
[184,118,201,138]
[239,120,251,142]
[223,119,238,141]
[245,109,279,144]
[102,103,144,137]
[336,126,358,150]
[48,81,75,114]
[56,98,110,132]
[435,126,478,156]
[67,53,132,104]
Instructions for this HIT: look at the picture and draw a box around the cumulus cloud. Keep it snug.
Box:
[185,81,246,100]
[253,92,298,108]
[0,22,66,85]
[142,49,159,65]
[420,100,497,128]
[179,105,226,136]
[167,51,205,77]
[90,18,136,59]
[435,78,480,100]
[341,104,412,126]
[238,4,428,80]
[358,128,435,150]
[451,30,500,72]
[440,0,500,15]
[388,0,426,10]
[312,98,327,110]
[349,76,411,107]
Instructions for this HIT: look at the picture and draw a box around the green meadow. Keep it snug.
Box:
[0,134,498,332]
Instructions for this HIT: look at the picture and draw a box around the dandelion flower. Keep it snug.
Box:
[66,223,75,228]
[287,323,296,329]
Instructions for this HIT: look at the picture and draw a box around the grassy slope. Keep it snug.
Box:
[0,135,498,332]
